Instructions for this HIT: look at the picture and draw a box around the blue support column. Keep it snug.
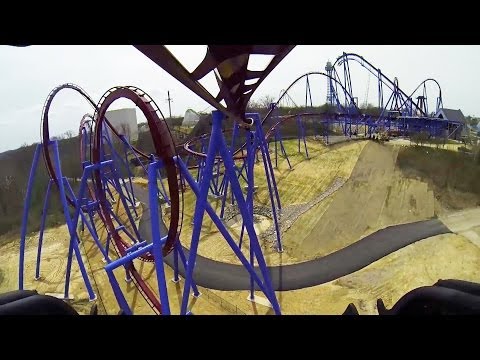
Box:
[109,166,142,242]
[64,175,111,263]
[176,110,281,315]
[273,122,292,171]
[104,243,155,315]
[147,160,171,315]
[172,244,180,283]
[174,242,200,297]
[246,131,256,300]
[88,209,98,239]
[252,116,283,251]
[216,125,280,313]
[177,156,280,310]
[102,132,138,215]
[254,117,282,211]
[106,269,133,315]
[274,127,279,168]
[238,130,256,249]
[19,143,42,289]
[179,127,217,315]
[219,171,230,220]
[47,141,95,301]
[157,168,171,206]
[34,179,53,280]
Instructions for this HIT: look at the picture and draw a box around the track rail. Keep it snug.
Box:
[331,53,426,116]
[92,86,181,257]
[41,83,149,204]
[41,83,182,314]
[182,72,359,159]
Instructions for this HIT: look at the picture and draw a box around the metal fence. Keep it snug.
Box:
[200,287,247,315]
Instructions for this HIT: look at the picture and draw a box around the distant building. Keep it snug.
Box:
[105,108,138,142]
[182,109,200,127]
[435,108,468,140]
[435,108,466,123]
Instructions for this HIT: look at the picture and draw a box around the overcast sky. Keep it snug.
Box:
[1,45,479,153]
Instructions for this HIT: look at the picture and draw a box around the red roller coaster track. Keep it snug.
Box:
[42,84,182,314]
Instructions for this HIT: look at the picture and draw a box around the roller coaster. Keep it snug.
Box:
[4,45,479,316]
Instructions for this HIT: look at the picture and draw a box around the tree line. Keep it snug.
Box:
[0,135,83,238]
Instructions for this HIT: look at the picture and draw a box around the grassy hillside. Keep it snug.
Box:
[0,137,84,240]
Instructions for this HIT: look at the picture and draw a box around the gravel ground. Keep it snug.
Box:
[221,177,346,248]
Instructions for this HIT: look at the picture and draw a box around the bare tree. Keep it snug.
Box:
[258,95,275,109]
[248,94,276,110]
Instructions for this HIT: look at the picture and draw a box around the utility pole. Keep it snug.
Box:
[166,91,173,119]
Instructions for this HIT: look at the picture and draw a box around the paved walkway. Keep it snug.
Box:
[134,185,451,291]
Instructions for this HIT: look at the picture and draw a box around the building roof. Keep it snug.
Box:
[436,108,466,124]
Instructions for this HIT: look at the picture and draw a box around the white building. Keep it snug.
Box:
[182,109,200,127]
[105,108,138,142]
